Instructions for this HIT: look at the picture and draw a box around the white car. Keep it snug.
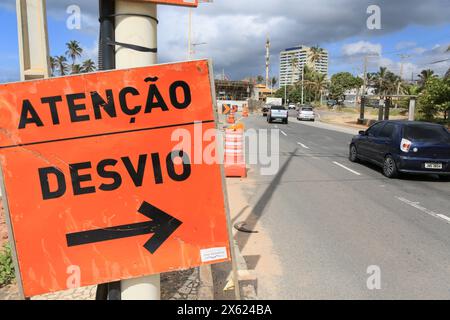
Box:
[288,104,296,110]
[297,106,315,121]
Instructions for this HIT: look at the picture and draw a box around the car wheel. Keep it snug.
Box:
[349,144,359,162]
[383,155,398,178]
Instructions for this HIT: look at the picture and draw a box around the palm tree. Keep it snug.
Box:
[308,46,324,70]
[65,40,83,73]
[417,69,436,88]
[71,64,83,74]
[49,56,58,77]
[271,77,277,88]
[289,56,299,84]
[55,55,69,76]
[81,59,96,73]
[256,75,264,84]
[311,72,328,101]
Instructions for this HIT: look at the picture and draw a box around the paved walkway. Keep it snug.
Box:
[0,267,202,300]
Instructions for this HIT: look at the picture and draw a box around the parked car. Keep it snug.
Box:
[349,121,450,179]
[267,105,288,124]
[327,99,337,107]
[297,106,315,121]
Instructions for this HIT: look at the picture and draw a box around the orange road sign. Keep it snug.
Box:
[222,104,231,115]
[0,60,230,297]
[133,0,198,7]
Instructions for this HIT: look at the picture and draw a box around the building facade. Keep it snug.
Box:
[279,45,328,87]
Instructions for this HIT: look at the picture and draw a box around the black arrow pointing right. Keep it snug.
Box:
[66,201,182,254]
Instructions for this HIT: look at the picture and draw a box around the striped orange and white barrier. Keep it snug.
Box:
[224,129,246,178]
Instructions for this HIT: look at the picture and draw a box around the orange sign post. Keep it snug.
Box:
[0,60,230,298]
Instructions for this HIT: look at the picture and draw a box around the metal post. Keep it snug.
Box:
[114,0,159,300]
[99,0,115,70]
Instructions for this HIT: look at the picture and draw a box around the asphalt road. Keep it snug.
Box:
[234,113,450,299]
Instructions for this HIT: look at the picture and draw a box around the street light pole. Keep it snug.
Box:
[301,65,304,105]
[188,8,192,59]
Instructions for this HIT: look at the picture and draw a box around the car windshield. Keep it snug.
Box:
[301,108,313,112]
[404,125,450,142]
[271,106,286,110]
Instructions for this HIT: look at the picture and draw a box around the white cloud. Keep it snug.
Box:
[342,41,382,57]
[1,0,450,79]
[395,41,416,50]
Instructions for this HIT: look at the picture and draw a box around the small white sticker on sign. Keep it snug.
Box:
[200,247,228,263]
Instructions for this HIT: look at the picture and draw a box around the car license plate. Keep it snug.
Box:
[425,163,443,169]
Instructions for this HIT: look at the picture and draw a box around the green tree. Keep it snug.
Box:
[81,59,96,73]
[418,77,450,121]
[66,40,83,74]
[310,72,328,101]
[256,75,264,84]
[329,72,363,101]
[55,55,69,76]
[368,67,401,96]
[71,64,83,74]
[289,55,299,84]
[445,68,450,80]
[308,46,324,70]
[49,56,58,77]
[417,69,436,89]
[271,76,277,88]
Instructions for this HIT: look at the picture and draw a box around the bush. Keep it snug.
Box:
[0,243,15,287]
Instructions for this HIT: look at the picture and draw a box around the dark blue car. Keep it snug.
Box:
[349,121,450,179]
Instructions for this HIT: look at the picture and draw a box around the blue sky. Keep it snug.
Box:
[0,0,449,83]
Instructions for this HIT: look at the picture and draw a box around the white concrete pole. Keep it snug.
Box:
[115,0,157,68]
[408,98,416,121]
[16,0,50,80]
[114,0,159,300]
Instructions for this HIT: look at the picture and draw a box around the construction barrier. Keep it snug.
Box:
[224,128,246,178]
[227,113,235,124]
[242,104,249,117]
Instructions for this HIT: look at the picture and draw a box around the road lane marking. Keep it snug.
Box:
[297,142,310,149]
[396,197,450,225]
[332,161,361,176]
[280,130,287,136]
[437,214,450,223]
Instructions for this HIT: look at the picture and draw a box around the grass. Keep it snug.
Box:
[0,243,15,287]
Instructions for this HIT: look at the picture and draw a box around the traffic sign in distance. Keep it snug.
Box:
[222,104,231,115]
[0,60,230,297]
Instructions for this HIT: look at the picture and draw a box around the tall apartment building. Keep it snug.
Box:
[279,45,328,87]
